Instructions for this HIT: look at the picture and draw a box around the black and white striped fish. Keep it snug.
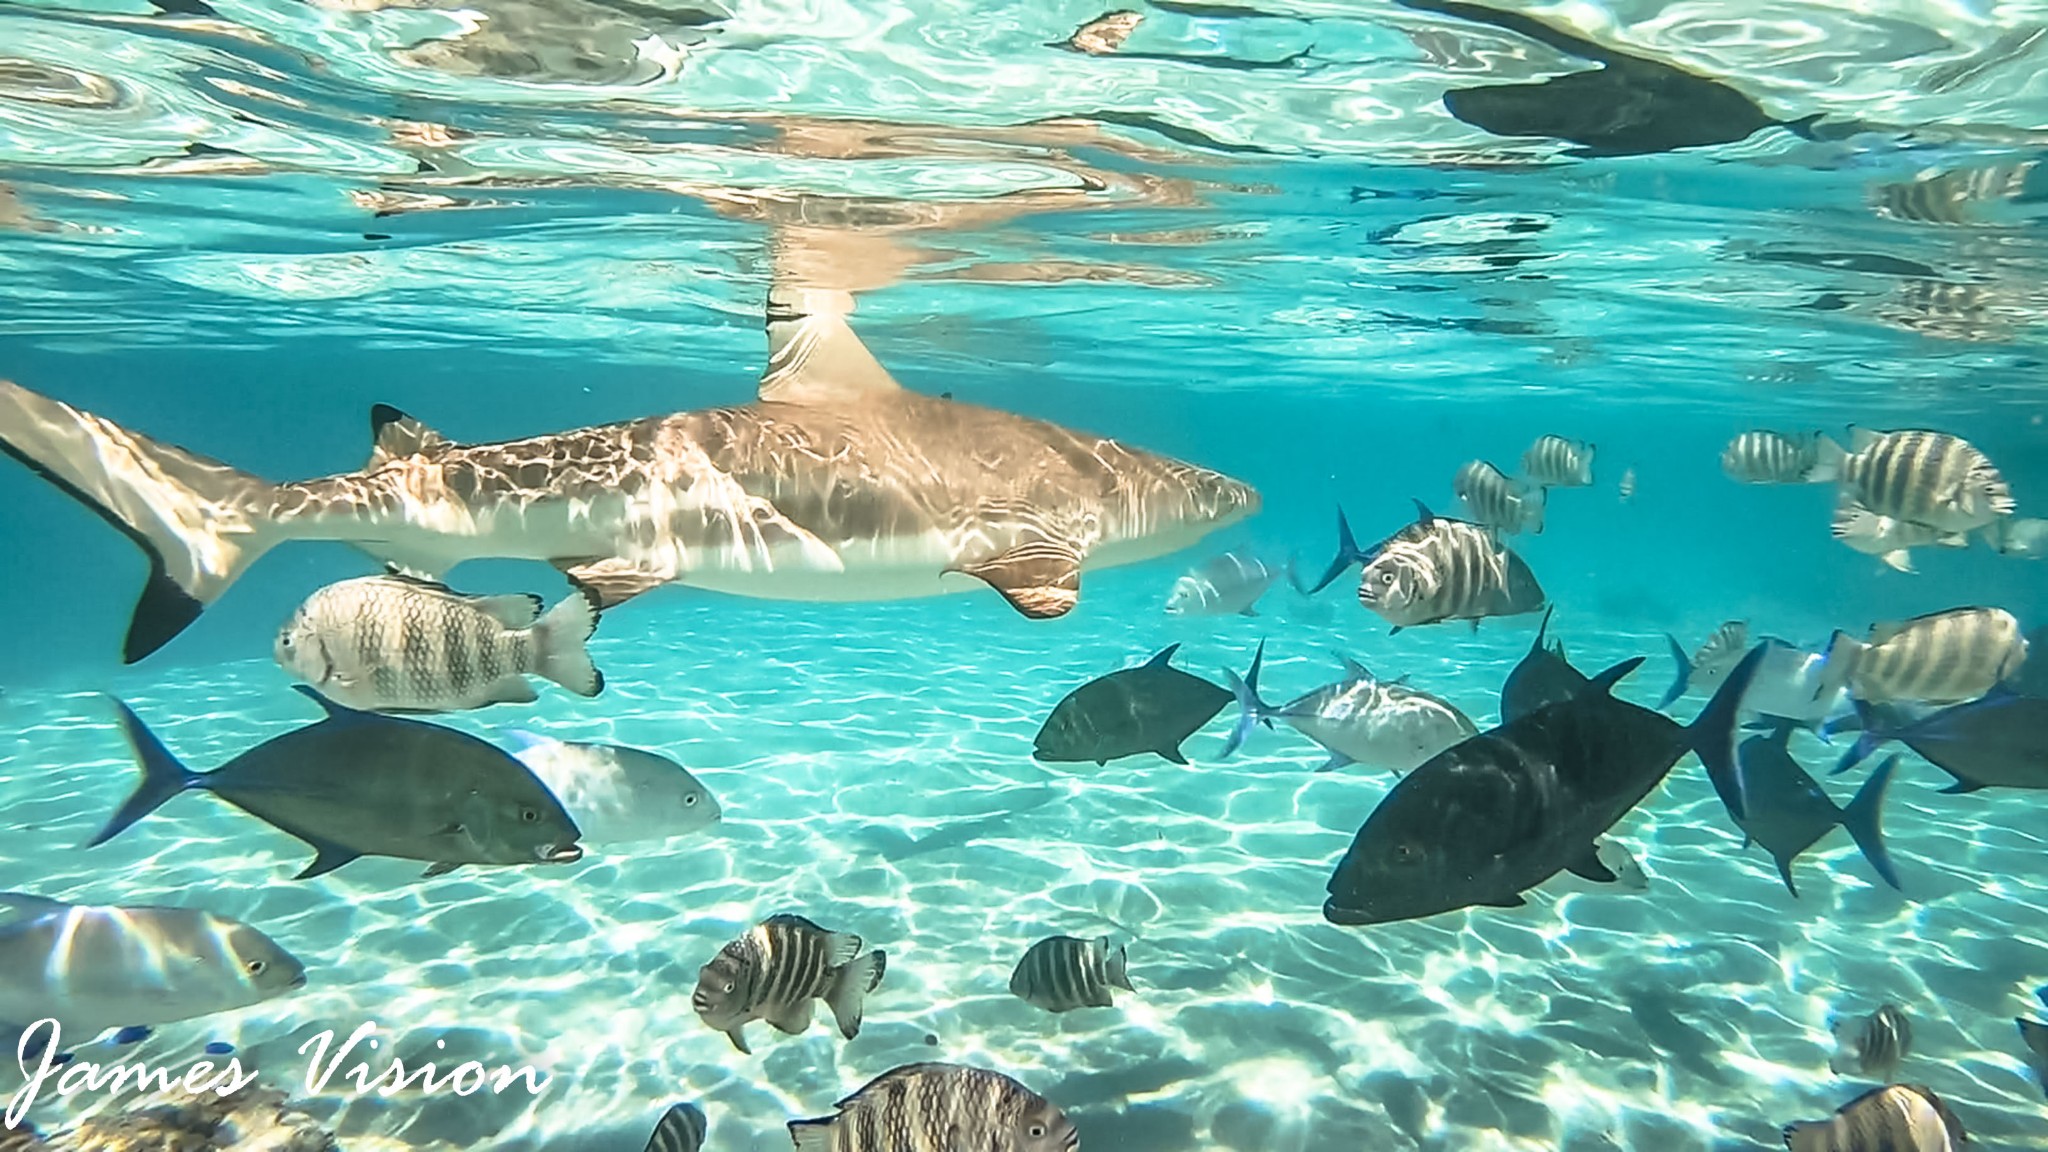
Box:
[274,573,602,713]
[1357,502,1546,634]
[1009,935,1135,1013]
[1832,493,1968,573]
[1816,606,2028,706]
[691,914,886,1054]
[1836,428,2015,535]
[1721,430,1842,484]
[1828,1003,1913,1081]
[1521,435,1594,488]
[1453,459,1545,535]
[1657,620,1750,708]
[788,1063,1077,1152]
[644,1103,707,1152]
[1781,1084,1965,1152]
[1869,160,2035,226]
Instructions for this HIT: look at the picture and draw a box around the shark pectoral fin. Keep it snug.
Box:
[757,285,905,405]
[553,557,672,610]
[948,539,1084,619]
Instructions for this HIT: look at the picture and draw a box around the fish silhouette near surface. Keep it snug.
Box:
[1323,644,1764,926]
[1780,1083,1967,1152]
[1394,0,1822,157]
[1033,643,1240,766]
[0,286,1257,664]
[1499,606,1588,724]
[91,688,585,880]
[1722,727,1900,898]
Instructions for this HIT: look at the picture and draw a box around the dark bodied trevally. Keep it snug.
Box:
[91,687,584,879]
[1723,727,1900,898]
[1034,643,1240,766]
[1323,644,1766,926]
[1833,689,2048,792]
[1499,606,1588,724]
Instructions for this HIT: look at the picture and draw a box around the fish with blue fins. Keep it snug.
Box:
[1034,643,1244,766]
[1832,688,2048,792]
[1323,642,1767,926]
[1222,643,1476,774]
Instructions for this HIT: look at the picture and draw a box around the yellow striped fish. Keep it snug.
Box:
[1836,428,2015,535]
[1817,606,2028,706]
[1521,434,1594,487]
[1357,502,1546,634]
[1009,935,1134,1013]
[1453,459,1545,535]
[692,914,886,1054]
[1781,1084,1965,1152]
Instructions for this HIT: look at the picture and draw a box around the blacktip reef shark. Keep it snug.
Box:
[0,287,1258,662]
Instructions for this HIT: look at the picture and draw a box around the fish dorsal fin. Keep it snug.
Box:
[1412,499,1436,524]
[367,404,454,468]
[1144,644,1182,669]
[1530,605,1555,654]
[1848,425,1880,452]
[1336,652,1371,680]
[1586,656,1646,695]
[1867,618,1912,644]
[380,565,454,593]
[291,683,376,724]
[757,285,905,406]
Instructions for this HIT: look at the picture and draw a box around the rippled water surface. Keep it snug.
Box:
[2,0,2048,1149]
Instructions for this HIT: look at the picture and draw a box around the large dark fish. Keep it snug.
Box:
[1499,606,1588,723]
[1727,728,1899,898]
[1833,689,2048,793]
[1033,643,1239,766]
[1780,1083,1967,1152]
[1323,644,1765,926]
[1394,0,1821,157]
[91,688,584,879]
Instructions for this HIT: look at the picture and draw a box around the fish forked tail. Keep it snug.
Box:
[1686,643,1769,825]
[532,587,605,697]
[1656,633,1693,710]
[1806,432,1847,484]
[1829,698,1894,776]
[88,700,204,848]
[1220,637,1273,757]
[1839,753,1903,890]
[1304,505,1367,594]
[0,381,284,662]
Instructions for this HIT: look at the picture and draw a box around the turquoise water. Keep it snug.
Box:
[4,1,2048,1149]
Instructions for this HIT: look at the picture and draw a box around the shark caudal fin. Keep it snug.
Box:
[0,381,283,662]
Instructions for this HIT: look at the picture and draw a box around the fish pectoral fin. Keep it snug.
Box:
[947,538,1084,620]
[1879,549,1915,573]
[723,1026,752,1055]
[765,999,816,1035]
[552,557,672,611]
[292,839,361,880]
[421,861,462,878]
[1314,751,1354,774]
[1564,845,1620,884]
[1156,743,1191,765]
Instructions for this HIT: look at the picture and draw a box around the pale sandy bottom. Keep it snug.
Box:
[1,580,2044,1152]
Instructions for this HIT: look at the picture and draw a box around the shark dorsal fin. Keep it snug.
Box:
[368,404,453,468]
[757,285,905,406]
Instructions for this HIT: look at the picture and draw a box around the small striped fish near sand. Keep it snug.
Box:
[1009,934,1134,1013]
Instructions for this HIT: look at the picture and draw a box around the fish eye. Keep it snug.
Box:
[520,807,539,823]
[1029,1125,1046,1138]
[1393,842,1419,862]
[684,794,698,806]
[723,982,736,994]
[247,959,267,975]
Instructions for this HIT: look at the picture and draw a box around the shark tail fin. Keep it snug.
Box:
[0,381,285,662]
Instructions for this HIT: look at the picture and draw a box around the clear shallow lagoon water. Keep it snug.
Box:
[3,1,2048,1149]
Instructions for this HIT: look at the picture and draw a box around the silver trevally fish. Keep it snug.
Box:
[1816,606,2028,706]
[1222,643,1477,774]
[1521,434,1594,488]
[788,1063,1077,1152]
[0,893,305,1049]
[505,733,721,846]
[92,687,585,879]
[1453,459,1545,536]
[1658,620,1750,708]
[1164,549,1291,617]
[0,289,1256,665]
[1835,427,2015,536]
[276,573,603,713]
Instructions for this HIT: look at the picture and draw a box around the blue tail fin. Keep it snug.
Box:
[1656,633,1692,710]
[1830,699,1889,776]
[1305,506,1365,594]
[1840,753,1902,890]
[1220,639,1270,758]
[88,701,202,848]
[1688,643,1768,824]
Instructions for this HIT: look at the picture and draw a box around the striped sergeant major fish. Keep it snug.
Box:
[1815,606,2028,707]
[788,1063,1077,1152]
[1453,459,1545,535]
[1781,1083,1966,1152]
[1869,159,2036,226]
[1008,934,1134,1013]
[1356,501,1546,634]
[275,574,602,713]
[0,285,1257,664]
[691,913,885,1054]
[1835,427,2015,536]
[643,1103,707,1152]
[1720,430,1843,484]
[1657,620,1749,709]
[1828,1002,1913,1081]
[1520,434,1594,488]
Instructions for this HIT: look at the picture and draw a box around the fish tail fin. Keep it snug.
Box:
[89,700,202,847]
[1103,937,1135,992]
[1220,639,1271,758]
[823,950,885,1040]
[1841,753,1903,890]
[1830,699,1888,776]
[1807,433,1847,483]
[1687,643,1769,825]
[1656,633,1692,710]
[1305,505,1364,593]
[0,381,285,662]
[532,586,604,697]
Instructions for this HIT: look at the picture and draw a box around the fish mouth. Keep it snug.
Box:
[541,844,584,864]
[1321,898,1384,927]
[289,972,309,989]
